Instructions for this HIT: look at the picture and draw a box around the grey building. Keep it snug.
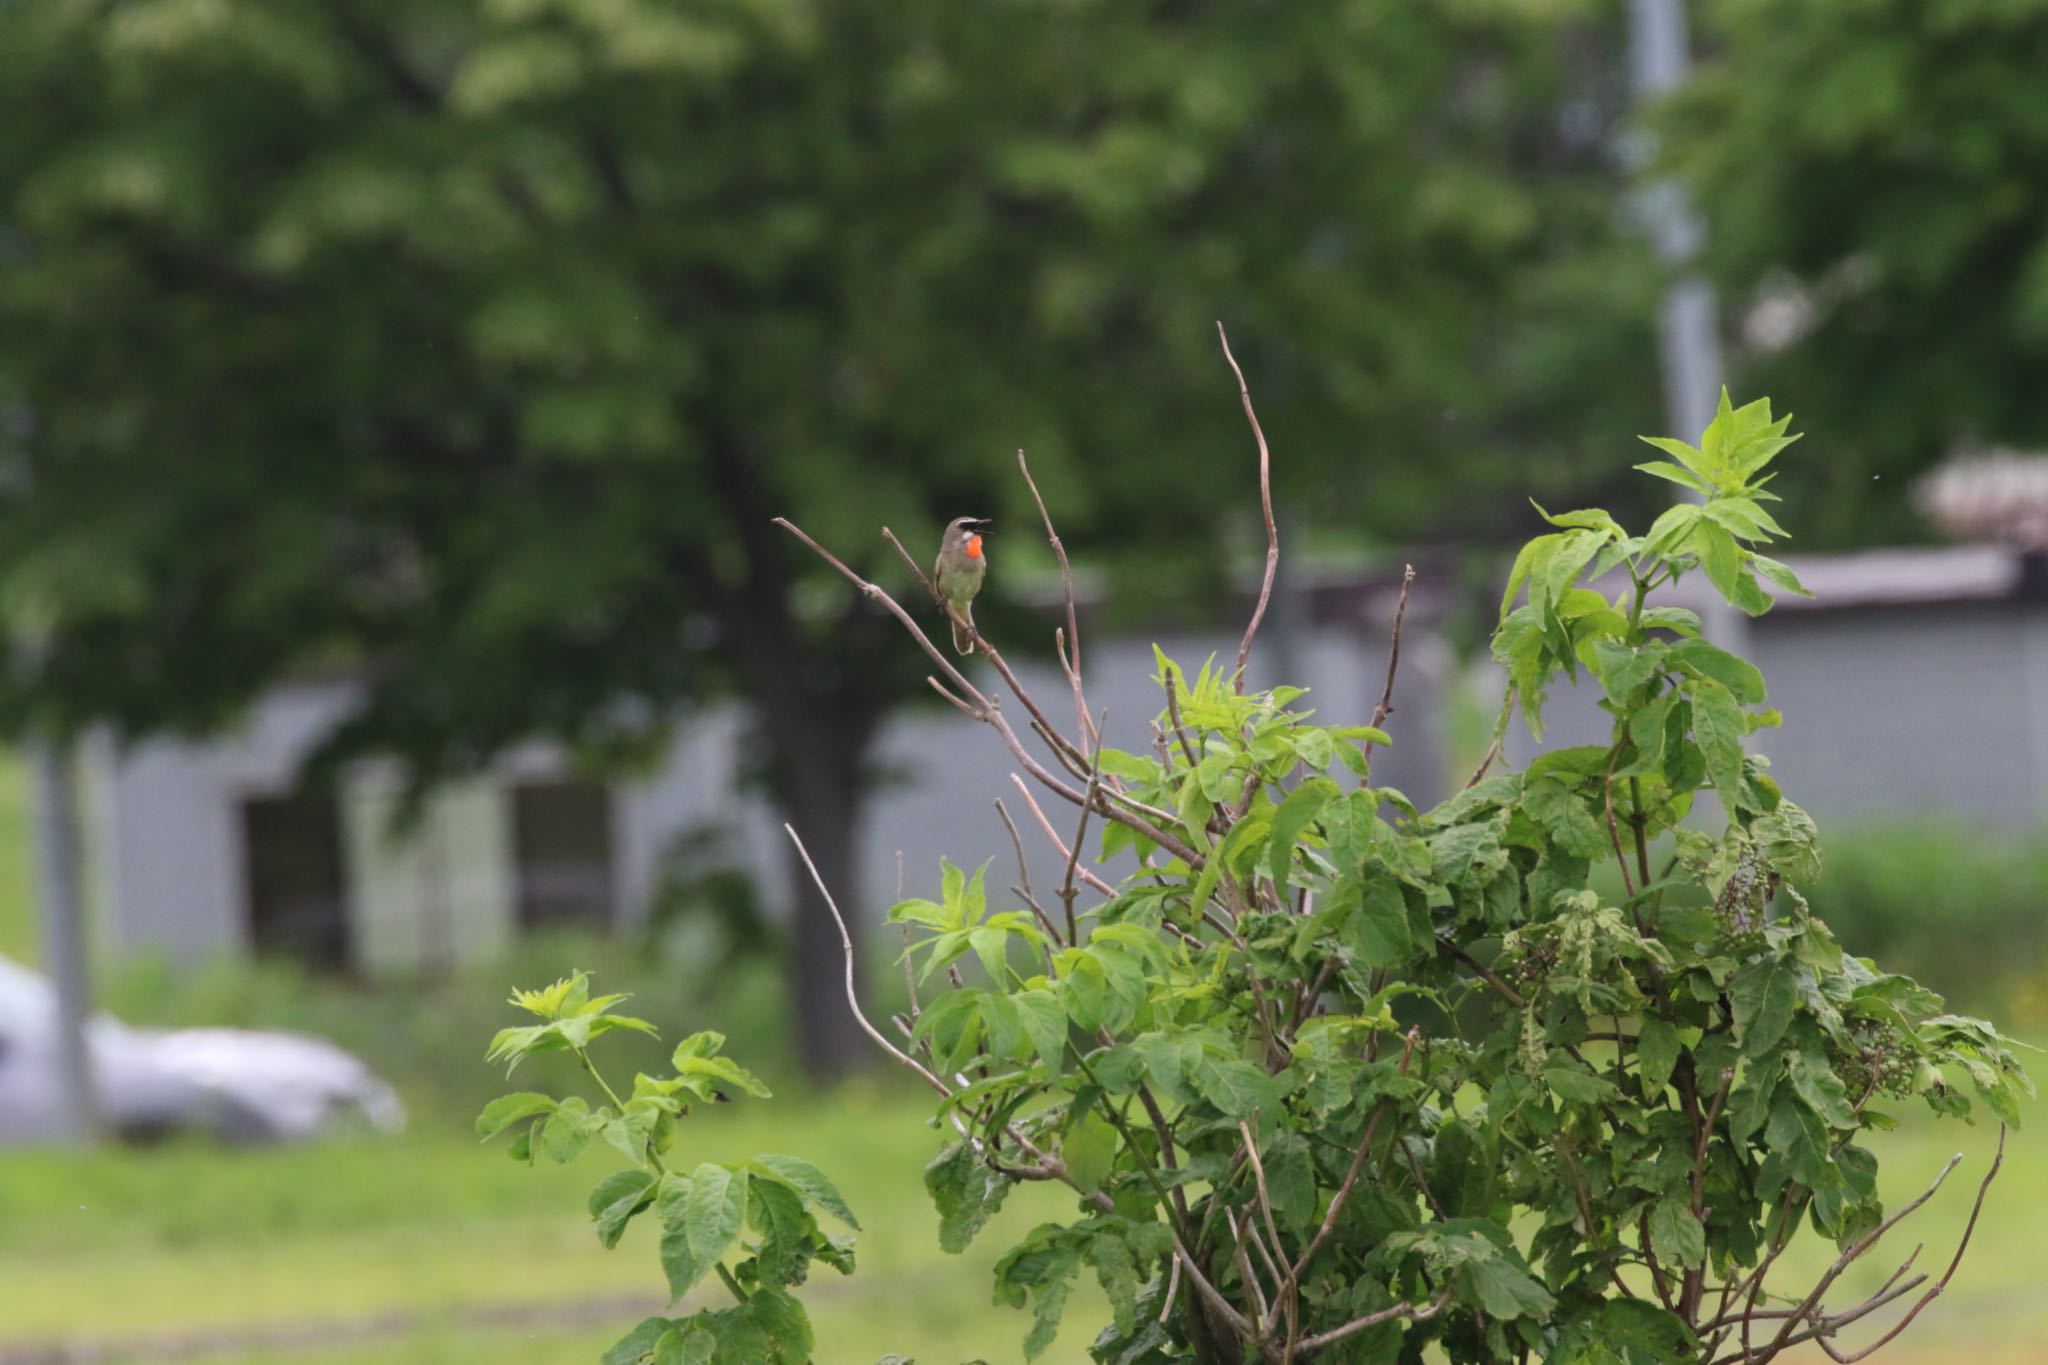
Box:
[74,570,1445,974]
[1506,544,2048,830]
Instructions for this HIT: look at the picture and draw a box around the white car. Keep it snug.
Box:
[0,954,404,1144]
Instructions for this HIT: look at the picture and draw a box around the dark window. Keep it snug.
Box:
[513,781,616,931]
[241,793,351,969]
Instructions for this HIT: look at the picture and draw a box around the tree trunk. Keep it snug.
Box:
[770,710,876,1083]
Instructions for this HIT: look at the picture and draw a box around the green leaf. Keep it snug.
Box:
[676,1052,773,1100]
[1731,954,1802,1056]
[1193,1056,1283,1119]
[476,1092,557,1140]
[1343,879,1416,967]
[541,1096,597,1163]
[1765,1091,1833,1188]
[1643,503,1703,560]
[887,897,948,928]
[1648,1198,1706,1269]
[1634,460,1712,494]
[1267,778,1338,885]
[1788,1048,1857,1129]
[1462,1250,1554,1319]
[1591,640,1663,704]
[740,1286,814,1362]
[605,1318,678,1365]
[924,1140,1013,1253]
[1545,1063,1620,1107]
[1636,1019,1680,1096]
[1637,435,1712,479]
[1689,676,1746,813]
[1752,553,1814,598]
[1062,1105,1117,1194]
[751,1154,861,1231]
[657,1178,709,1299]
[1012,988,1069,1075]
[1691,521,1744,602]
[683,1163,747,1266]
[589,1169,658,1249]
[1667,639,1766,706]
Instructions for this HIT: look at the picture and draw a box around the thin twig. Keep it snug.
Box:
[1293,1287,1451,1355]
[1748,1128,2004,1365]
[1009,774,1118,898]
[1163,671,1200,767]
[1216,322,1278,693]
[1281,1028,1419,1301]
[1017,448,1098,752]
[1363,565,1414,763]
[780,514,1204,866]
[1059,711,1110,943]
[784,825,957,1102]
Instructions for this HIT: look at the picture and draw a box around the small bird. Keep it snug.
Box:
[934,516,992,655]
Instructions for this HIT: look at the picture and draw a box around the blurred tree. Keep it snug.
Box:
[0,0,1649,1076]
[1664,0,2048,546]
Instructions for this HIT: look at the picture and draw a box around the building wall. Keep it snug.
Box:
[1505,600,2048,832]
[78,607,1439,967]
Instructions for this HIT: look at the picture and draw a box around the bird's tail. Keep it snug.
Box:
[951,604,975,655]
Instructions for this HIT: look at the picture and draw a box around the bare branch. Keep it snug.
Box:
[1163,670,1201,768]
[1755,1146,1969,1361]
[1060,712,1110,942]
[1216,322,1279,692]
[1008,774,1118,898]
[993,798,1065,951]
[1281,1028,1420,1301]
[779,514,1204,865]
[1239,1120,1291,1275]
[1748,1127,2006,1365]
[1363,564,1415,763]
[783,823,957,1101]
[883,524,1092,774]
[1295,1287,1451,1355]
[1016,448,1098,751]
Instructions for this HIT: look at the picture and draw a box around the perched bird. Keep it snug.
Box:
[934,516,992,655]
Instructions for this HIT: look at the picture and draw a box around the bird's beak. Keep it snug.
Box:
[965,518,993,531]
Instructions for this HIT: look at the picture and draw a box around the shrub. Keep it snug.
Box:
[486,365,2029,1364]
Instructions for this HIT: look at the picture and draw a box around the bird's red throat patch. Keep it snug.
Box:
[966,534,983,559]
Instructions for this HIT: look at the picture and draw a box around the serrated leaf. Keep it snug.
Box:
[683,1163,747,1266]
[752,1154,861,1230]
[1649,1198,1706,1269]
[1634,460,1712,494]
[1193,1056,1283,1119]
[1267,778,1338,885]
[1668,639,1766,706]
[1343,879,1415,967]
[604,1318,677,1365]
[1691,522,1744,602]
[1752,553,1814,598]
[1463,1250,1554,1319]
[1012,988,1069,1076]
[1545,1063,1619,1107]
[1062,1106,1117,1194]
[925,1140,1013,1253]
[1731,954,1801,1056]
[476,1091,557,1139]
[1636,1019,1681,1095]
[589,1169,658,1249]
[541,1097,597,1163]
[1689,677,1745,813]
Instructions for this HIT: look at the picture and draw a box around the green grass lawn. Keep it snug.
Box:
[0,1073,2036,1365]
[0,1084,1109,1364]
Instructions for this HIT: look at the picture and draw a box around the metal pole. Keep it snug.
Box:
[1628,0,1741,649]
[30,733,100,1142]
